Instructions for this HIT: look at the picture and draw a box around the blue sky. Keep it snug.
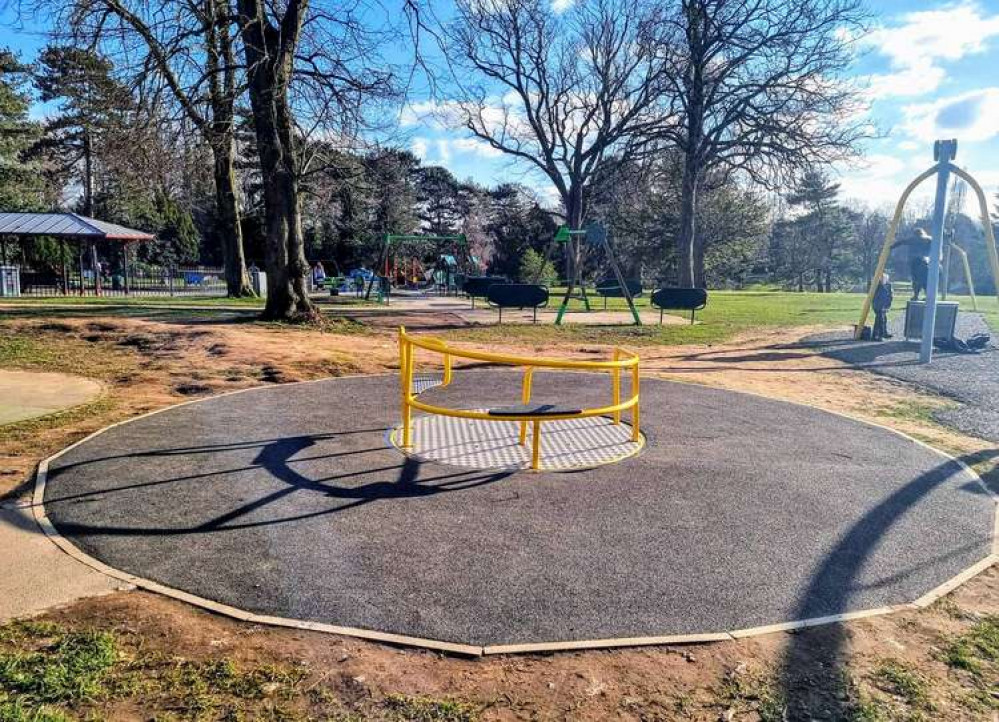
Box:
[5,0,999,214]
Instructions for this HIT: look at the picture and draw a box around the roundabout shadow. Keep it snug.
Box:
[45,432,511,538]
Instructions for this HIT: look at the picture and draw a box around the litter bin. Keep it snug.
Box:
[249,266,267,297]
[904,300,959,341]
[0,266,20,297]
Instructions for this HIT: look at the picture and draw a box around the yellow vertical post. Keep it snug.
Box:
[519,367,534,445]
[399,327,413,447]
[630,361,640,442]
[612,349,621,424]
[531,420,541,470]
[443,353,452,386]
[950,166,999,306]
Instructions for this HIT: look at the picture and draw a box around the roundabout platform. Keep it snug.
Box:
[37,372,997,653]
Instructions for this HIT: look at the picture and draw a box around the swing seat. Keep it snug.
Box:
[651,287,708,325]
[486,283,549,323]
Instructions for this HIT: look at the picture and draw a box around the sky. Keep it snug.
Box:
[4,0,999,216]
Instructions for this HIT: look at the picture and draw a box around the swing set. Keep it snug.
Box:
[364,233,474,301]
[855,139,999,363]
[539,223,642,326]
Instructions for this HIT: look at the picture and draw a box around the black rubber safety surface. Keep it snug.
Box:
[43,373,994,647]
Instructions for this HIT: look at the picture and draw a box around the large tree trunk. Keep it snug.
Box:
[693,233,707,288]
[675,156,698,287]
[237,0,315,321]
[211,137,253,297]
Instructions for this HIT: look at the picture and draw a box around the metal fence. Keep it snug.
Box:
[15,264,228,298]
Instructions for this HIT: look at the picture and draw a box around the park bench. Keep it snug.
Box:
[462,275,508,308]
[650,287,708,325]
[594,277,643,309]
[486,283,549,323]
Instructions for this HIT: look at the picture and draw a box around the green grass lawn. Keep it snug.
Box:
[0,294,265,307]
[3,289,993,348]
[447,290,876,346]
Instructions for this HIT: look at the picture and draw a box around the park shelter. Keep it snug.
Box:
[0,212,154,296]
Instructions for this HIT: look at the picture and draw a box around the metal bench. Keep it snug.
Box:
[650,287,708,325]
[462,276,508,308]
[594,278,643,309]
[486,283,549,323]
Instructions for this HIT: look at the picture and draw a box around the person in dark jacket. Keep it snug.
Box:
[872,273,893,341]
[891,228,933,300]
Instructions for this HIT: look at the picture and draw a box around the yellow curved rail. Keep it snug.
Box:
[397,327,641,469]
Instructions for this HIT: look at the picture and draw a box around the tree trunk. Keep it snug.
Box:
[676,158,698,287]
[693,233,707,288]
[211,138,253,297]
[237,0,315,321]
[83,128,94,216]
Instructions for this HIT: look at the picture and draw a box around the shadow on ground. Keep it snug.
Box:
[778,448,999,719]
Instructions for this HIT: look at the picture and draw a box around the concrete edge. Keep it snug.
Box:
[28,371,999,656]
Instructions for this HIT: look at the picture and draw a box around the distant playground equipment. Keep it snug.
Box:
[545,223,642,325]
[395,327,642,470]
[856,139,999,363]
[364,233,478,302]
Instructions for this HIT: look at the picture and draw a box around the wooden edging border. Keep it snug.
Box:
[30,371,999,657]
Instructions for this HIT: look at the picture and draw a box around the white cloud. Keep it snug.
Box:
[836,153,928,208]
[411,137,429,159]
[902,87,999,143]
[436,139,451,163]
[551,0,573,13]
[451,137,503,158]
[862,2,999,99]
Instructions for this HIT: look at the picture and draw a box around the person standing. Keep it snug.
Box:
[891,228,933,300]
[312,261,326,290]
[872,273,893,341]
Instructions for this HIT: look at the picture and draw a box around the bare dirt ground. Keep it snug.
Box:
[1,307,997,720]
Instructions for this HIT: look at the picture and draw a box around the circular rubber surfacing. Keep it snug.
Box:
[42,373,994,649]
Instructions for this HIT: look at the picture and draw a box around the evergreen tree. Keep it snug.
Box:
[0,49,44,213]
[785,169,853,291]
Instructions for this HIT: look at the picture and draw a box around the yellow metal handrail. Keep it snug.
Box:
[397,327,641,469]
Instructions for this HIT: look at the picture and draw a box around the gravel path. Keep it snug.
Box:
[805,312,999,442]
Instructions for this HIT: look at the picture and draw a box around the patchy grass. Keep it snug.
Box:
[0,620,317,721]
[383,694,479,721]
[945,615,999,684]
[717,665,785,721]
[870,659,933,713]
[873,399,955,426]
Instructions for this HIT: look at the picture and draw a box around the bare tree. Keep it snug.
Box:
[446,0,677,272]
[659,0,870,287]
[63,0,255,297]
[235,0,396,320]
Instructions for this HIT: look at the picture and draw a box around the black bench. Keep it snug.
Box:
[594,277,643,309]
[486,283,549,323]
[462,276,508,308]
[650,287,708,325]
